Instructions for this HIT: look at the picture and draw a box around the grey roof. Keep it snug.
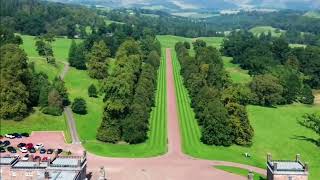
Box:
[270,161,304,171]
[51,158,80,167]
[13,161,47,168]
[50,171,79,180]
[0,157,17,165]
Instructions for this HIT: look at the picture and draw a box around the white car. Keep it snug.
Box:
[34,143,44,150]
[21,154,29,161]
[4,134,15,139]
[19,147,28,153]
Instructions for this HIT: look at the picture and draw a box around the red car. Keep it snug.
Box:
[42,157,48,162]
[34,156,41,161]
[26,143,33,149]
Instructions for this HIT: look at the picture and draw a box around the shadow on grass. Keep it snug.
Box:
[292,135,320,147]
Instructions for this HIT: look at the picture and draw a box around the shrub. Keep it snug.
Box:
[71,98,87,114]
[42,106,63,116]
[88,84,98,97]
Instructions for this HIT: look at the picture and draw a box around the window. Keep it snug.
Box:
[25,171,33,177]
[11,171,16,176]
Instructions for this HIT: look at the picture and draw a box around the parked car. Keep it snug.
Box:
[0,141,2,145]
[2,140,10,147]
[40,148,46,154]
[57,148,63,154]
[4,134,15,139]
[29,147,36,153]
[26,143,33,149]
[17,143,26,148]
[7,146,17,153]
[0,147,5,153]
[34,143,44,150]
[47,149,54,154]
[20,133,29,137]
[0,135,3,139]
[12,133,22,138]
[21,154,29,161]
[34,156,41,161]
[19,147,28,153]
[42,157,48,162]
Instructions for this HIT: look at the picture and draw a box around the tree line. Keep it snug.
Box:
[222,31,318,106]
[175,40,254,146]
[0,30,70,120]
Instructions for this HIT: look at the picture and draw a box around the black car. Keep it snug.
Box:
[7,146,17,153]
[57,148,63,154]
[0,147,5,153]
[12,133,22,138]
[29,147,36,153]
[40,148,46,154]
[47,149,54,154]
[21,133,29,137]
[2,140,10,147]
[0,141,2,145]
[17,143,26,148]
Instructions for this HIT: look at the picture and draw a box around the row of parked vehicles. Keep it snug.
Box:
[2,133,29,139]
[0,140,63,155]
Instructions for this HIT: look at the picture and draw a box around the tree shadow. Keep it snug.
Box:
[291,135,320,147]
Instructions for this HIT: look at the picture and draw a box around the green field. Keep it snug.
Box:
[250,26,285,37]
[223,57,252,84]
[290,44,307,48]
[304,11,320,18]
[215,166,266,180]
[158,35,320,179]
[0,108,71,143]
[64,49,167,157]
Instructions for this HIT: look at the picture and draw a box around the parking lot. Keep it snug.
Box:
[0,131,83,161]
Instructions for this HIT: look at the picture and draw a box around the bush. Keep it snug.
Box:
[88,84,97,97]
[42,106,63,116]
[71,98,87,114]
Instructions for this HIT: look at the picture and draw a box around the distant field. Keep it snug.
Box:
[215,166,266,180]
[223,57,252,84]
[0,108,71,143]
[250,26,285,37]
[304,11,320,18]
[104,19,124,25]
[64,49,167,157]
[171,12,219,18]
[290,44,307,48]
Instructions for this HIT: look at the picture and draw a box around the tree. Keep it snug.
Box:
[145,50,160,69]
[300,85,314,105]
[250,74,284,106]
[88,84,98,97]
[299,113,320,145]
[201,99,233,146]
[0,44,30,120]
[52,78,70,106]
[87,40,110,79]
[97,112,121,143]
[35,38,55,64]
[43,89,63,116]
[72,98,87,114]
[69,41,86,69]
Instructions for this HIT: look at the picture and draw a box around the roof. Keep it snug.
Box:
[0,157,17,165]
[51,158,80,167]
[12,161,47,169]
[270,161,304,171]
[50,171,79,180]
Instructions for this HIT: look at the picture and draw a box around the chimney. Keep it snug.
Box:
[274,162,278,171]
[267,153,272,162]
[247,170,254,180]
[296,154,300,162]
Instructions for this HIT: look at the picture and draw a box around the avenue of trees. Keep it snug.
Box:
[222,31,318,106]
[175,40,254,146]
[96,34,161,144]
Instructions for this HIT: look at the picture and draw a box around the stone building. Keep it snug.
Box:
[0,151,87,180]
[267,154,309,180]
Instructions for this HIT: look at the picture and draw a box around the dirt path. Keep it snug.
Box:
[59,62,81,144]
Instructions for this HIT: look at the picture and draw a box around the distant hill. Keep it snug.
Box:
[46,0,320,11]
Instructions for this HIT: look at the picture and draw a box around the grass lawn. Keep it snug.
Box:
[304,11,320,19]
[64,49,167,157]
[0,108,71,143]
[223,57,252,84]
[28,57,64,81]
[250,26,285,37]
[215,166,266,180]
[290,44,307,48]
[170,48,320,179]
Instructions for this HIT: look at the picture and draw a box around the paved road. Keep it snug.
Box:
[60,62,81,144]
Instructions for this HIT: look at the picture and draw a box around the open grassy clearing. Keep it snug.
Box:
[64,49,167,157]
[169,48,320,179]
[223,57,252,84]
[289,44,307,48]
[249,26,285,37]
[304,11,320,19]
[0,108,71,143]
[214,166,266,180]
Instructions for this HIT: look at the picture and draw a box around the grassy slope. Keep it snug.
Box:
[215,166,266,180]
[158,35,320,179]
[223,57,252,84]
[65,49,167,157]
[0,35,75,142]
[304,11,320,19]
[249,26,285,37]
